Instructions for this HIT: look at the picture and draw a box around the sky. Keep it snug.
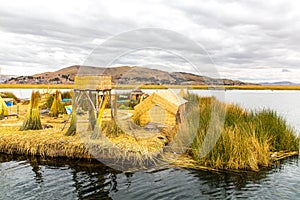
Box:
[0,0,300,83]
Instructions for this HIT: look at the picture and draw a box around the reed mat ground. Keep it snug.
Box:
[0,107,167,163]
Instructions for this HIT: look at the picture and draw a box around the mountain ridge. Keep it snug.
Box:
[259,81,300,86]
[4,65,252,86]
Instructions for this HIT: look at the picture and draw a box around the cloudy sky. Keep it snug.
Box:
[0,0,300,83]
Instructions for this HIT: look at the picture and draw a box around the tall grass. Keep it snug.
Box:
[190,96,299,171]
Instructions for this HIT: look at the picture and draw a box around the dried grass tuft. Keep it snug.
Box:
[189,96,299,171]
[20,91,42,130]
[49,90,64,117]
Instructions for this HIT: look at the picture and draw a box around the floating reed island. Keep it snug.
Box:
[176,95,299,171]
[0,86,299,172]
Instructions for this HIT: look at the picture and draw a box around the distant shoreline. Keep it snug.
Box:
[0,84,300,90]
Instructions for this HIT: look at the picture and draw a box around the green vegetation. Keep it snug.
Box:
[189,96,299,171]
[20,91,42,130]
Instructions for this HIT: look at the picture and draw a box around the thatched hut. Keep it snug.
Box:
[130,88,144,101]
[130,88,145,107]
[132,90,187,127]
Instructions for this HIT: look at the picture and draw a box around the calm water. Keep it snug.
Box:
[0,154,299,199]
[0,89,71,100]
[192,90,300,135]
[0,89,299,199]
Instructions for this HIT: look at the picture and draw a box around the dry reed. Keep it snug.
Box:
[49,90,64,117]
[0,127,92,158]
[20,91,42,130]
[189,95,299,171]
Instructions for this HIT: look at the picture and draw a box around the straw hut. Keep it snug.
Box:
[132,90,187,126]
[130,88,144,101]
[130,88,145,107]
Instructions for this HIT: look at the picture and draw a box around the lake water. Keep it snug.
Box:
[192,89,300,136]
[0,154,299,199]
[0,89,299,199]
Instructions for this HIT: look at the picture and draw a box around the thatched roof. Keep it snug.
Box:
[134,90,187,117]
[74,75,112,90]
[156,90,187,109]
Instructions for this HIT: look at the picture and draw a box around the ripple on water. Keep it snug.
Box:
[110,168,216,200]
[0,155,299,200]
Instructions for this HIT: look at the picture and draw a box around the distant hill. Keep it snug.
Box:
[0,74,18,83]
[4,65,251,86]
[5,66,80,85]
[259,81,300,86]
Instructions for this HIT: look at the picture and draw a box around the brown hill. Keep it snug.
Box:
[5,65,248,86]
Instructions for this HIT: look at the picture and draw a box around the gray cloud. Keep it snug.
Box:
[0,0,299,82]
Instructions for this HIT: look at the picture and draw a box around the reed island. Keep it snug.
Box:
[0,75,298,172]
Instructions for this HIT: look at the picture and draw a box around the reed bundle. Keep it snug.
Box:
[20,91,42,130]
[65,91,79,136]
[49,90,64,117]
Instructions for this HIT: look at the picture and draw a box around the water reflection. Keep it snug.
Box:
[0,154,299,199]
[27,157,43,183]
[0,154,119,199]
